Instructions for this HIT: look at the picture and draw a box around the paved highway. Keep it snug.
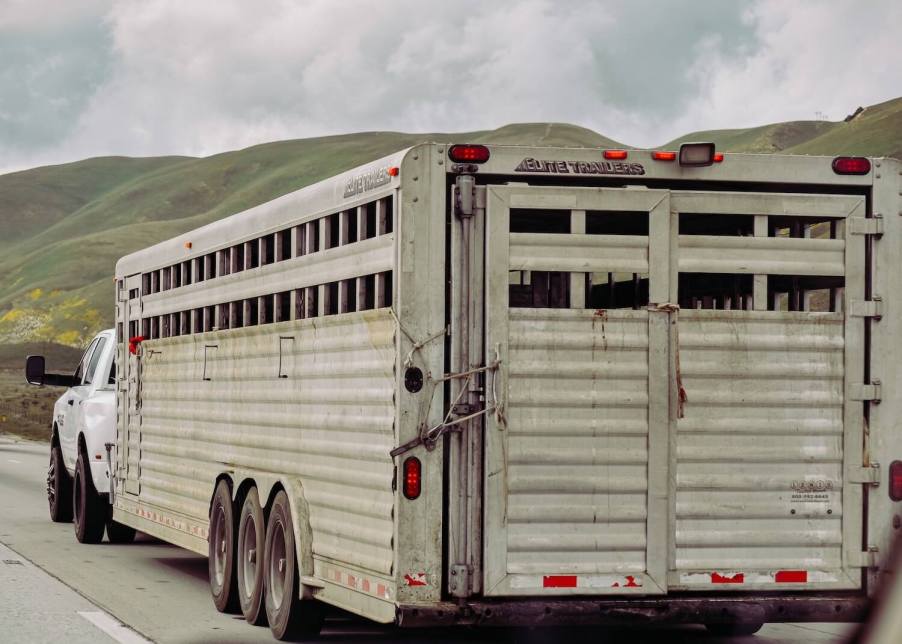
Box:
[0,435,856,644]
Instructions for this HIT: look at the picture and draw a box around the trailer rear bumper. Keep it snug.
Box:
[397,593,868,628]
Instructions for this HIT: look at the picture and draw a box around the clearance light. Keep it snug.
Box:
[890,461,902,502]
[448,145,490,163]
[679,142,716,167]
[402,457,422,500]
[713,153,724,163]
[652,151,677,161]
[832,157,871,175]
[387,166,400,177]
[603,149,628,160]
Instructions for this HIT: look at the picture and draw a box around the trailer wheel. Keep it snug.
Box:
[48,442,72,522]
[237,487,267,625]
[209,479,240,613]
[73,451,106,544]
[264,490,324,641]
[705,622,764,636]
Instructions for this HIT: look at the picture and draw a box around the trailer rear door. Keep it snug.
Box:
[482,184,870,596]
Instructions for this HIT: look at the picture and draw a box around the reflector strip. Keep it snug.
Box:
[543,575,578,588]
[775,570,808,583]
[711,572,744,584]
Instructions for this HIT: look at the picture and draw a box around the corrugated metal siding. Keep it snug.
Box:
[675,310,845,573]
[138,310,396,575]
[505,308,649,576]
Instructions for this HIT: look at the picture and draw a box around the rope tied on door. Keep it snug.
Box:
[648,302,687,419]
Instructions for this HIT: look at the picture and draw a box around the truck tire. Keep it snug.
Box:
[48,442,72,522]
[73,451,106,544]
[705,622,764,636]
[106,514,137,544]
[209,479,240,613]
[237,487,267,625]
[264,490,324,641]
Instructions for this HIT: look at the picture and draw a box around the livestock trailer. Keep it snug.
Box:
[113,142,902,639]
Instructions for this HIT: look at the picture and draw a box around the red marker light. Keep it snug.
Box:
[603,149,628,160]
[387,166,400,177]
[713,153,724,163]
[890,460,902,502]
[402,457,421,500]
[448,145,490,163]
[832,157,871,175]
[652,151,677,161]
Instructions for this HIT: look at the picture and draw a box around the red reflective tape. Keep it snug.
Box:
[624,575,640,588]
[543,575,578,588]
[711,572,744,584]
[775,570,807,583]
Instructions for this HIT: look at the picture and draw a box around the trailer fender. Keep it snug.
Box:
[276,477,318,600]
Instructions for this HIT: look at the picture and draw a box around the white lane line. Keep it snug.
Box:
[7,459,21,464]
[78,611,153,644]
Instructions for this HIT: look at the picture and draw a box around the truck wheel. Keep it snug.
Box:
[237,487,267,625]
[73,452,106,544]
[106,513,137,544]
[209,479,240,613]
[48,443,72,522]
[705,622,764,636]
[264,490,324,641]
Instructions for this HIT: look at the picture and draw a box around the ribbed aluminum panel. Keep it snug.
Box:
[675,310,847,580]
[138,310,396,575]
[504,308,649,577]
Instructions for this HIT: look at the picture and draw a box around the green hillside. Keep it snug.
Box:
[662,96,902,159]
[0,98,899,359]
[0,123,620,353]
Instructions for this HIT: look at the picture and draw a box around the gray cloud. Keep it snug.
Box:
[0,0,899,172]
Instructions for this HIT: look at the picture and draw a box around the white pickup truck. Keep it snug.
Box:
[26,329,135,544]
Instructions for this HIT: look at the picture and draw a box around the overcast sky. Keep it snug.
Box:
[1,0,899,173]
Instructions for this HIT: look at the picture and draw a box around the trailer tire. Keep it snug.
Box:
[705,622,764,636]
[48,442,72,523]
[237,487,267,625]
[73,451,106,544]
[209,479,240,613]
[264,490,324,641]
[106,513,137,544]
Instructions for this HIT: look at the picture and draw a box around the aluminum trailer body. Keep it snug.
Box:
[113,143,902,632]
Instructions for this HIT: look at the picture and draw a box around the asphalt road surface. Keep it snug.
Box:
[0,435,857,644]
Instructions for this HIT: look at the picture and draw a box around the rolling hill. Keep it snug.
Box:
[0,97,899,370]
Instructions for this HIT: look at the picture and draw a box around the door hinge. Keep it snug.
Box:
[849,463,880,485]
[850,296,883,319]
[449,564,470,598]
[849,547,879,568]
[849,215,884,236]
[850,380,882,403]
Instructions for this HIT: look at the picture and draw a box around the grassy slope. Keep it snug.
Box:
[662,96,902,158]
[0,123,617,350]
[0,101,899,354]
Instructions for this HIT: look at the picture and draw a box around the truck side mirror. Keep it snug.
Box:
[25,355,46,385]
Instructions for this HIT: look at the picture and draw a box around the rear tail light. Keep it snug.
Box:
[603,149,628,160]
[402,457,421,499]
[448,145,490,163]
[652,151,677,161]
[890,461,902,502]
[832,157,871,175]
[679,142,716,167]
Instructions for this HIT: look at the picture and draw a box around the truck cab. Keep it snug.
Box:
[26,329,134,543]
